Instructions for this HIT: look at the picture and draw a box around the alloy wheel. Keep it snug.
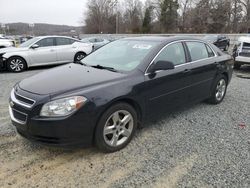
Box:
[215,79,226,101]
[76,54,85,61]
[10,59,24,72]
[103,110,134,147]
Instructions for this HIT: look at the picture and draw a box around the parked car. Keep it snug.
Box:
[0,36,93,72]
[81,37,110,50]
[9,37,233,152]
[203,35,230,51]
[233,36,250,69]
[0,37,15,49]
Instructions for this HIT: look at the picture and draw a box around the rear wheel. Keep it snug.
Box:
[207,75,227,104]
[95,103,137,153]
[7,57,27,72]
[74,52,86,62]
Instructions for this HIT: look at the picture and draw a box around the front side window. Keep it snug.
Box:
[89,38,97,43]
[36,38,54,47]
[154,42,186,66]
[186,42,209,61]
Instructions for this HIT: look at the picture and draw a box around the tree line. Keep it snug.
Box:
[84,0,250,34]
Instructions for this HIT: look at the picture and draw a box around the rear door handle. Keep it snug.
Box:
[183,69,191,74]
[50,49,55,52]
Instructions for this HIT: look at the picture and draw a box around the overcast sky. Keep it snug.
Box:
[0,0,88,26]
[0,0,147,26]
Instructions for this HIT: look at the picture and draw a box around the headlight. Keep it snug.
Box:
[40,96,87,117]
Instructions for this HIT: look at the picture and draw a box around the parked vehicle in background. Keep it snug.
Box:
[203,35,230,51]
[0,37,15,48]
[233,36,250,69]
[0,36,93,72]
[81,37,110,50]
[9,37,233,152]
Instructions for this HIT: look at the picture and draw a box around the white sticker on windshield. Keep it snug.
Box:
[133,44,152,50]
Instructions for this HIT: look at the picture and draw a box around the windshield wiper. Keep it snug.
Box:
[91,64,118,72]
[74,61,87,66]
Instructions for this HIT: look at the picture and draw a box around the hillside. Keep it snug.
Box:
[1,22,85,36]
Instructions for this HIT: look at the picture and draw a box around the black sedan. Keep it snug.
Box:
[9,37,233,152]
[203,35,230,51]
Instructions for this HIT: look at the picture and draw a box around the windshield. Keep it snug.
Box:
[19,37,40,47]
[81,39,159,71]
[204,35,217,41]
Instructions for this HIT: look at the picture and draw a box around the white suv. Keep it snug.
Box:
[233,36,250,69]
[0,36,93,72]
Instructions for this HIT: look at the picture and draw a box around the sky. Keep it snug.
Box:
[0,0,148,26]
[0,0,88,26]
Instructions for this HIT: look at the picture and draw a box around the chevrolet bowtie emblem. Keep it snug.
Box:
[10,101,14,107]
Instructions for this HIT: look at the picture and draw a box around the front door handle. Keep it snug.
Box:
[50,49,55,52]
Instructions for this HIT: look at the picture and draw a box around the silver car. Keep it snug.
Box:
[0,36,93,72]
[81,37,110,51]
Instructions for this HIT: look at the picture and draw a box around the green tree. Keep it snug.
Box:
[159,0,179,33]
[142,6,153,33]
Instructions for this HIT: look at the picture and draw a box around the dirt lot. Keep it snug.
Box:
[0,65,249,188]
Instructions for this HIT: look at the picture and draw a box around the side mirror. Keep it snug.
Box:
[149,60,175,73]
[31,44,39,49]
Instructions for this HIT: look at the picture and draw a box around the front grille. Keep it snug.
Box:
[12,109,27,123]
[239,52,250,57]
[11,89,36,108]
[15,92,35,105]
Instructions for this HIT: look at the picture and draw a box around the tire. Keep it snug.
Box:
[95,103,138,153]
[7,56,27,72]
[74,52,86,62]
[233,63,241,70]
[207,75,228,104]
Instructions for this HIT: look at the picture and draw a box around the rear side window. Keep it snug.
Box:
[186,42,209,61]
[56,38,73,46]
[206,45,215,57]
[36,38,54,47]
[155,42,186,66]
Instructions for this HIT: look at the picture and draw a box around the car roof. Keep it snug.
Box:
[38,36,76,39]
[238,36,250,43]
[122,36,203,44]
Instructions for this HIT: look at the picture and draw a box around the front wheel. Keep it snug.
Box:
[7,57,27,72]
[95,103,137,153]
[207,75,228,104]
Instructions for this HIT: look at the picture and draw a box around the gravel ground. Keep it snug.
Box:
[0,65,249,188]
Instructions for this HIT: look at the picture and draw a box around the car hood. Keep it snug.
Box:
[0,47,28,54]
[19,63,126,95]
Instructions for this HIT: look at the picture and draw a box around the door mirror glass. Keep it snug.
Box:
[150,60,175,73]
[31,44,39,49]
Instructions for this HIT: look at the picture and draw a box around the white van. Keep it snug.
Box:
[233,36,250,69]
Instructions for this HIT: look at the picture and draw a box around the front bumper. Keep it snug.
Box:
[235,56,250,64]
[0,57,6,70]
[9,87,96,148]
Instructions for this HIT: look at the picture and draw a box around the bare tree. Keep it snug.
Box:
[240,0,250,32]
[123,0,143,33]
[84,0,117,33]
